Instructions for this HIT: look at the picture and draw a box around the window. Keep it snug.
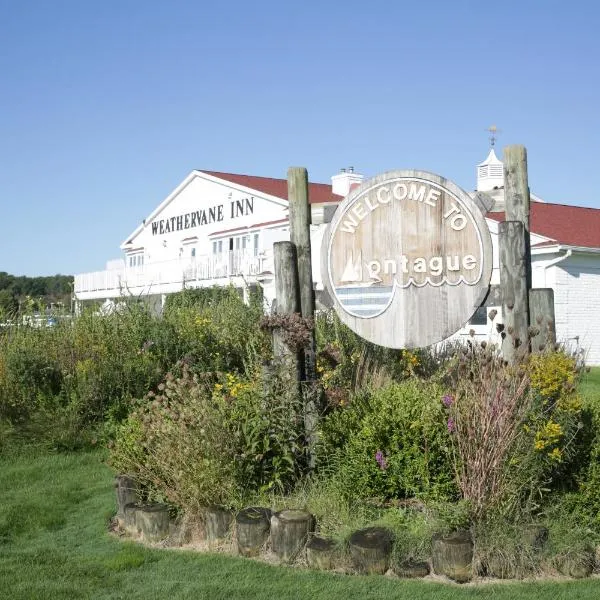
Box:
[469,307,488,326]
[253,233,259,256]
[191,248,196,258]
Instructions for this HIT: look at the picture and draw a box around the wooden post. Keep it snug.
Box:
[499,221,529,362]
[273,241,301,378]
[287,167,316,334]
[529,288,556,352]
[503,145,532,291]
[287,167,319,471]
[499,145,532,362]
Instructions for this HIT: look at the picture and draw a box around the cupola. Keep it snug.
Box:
[476,148,504,192]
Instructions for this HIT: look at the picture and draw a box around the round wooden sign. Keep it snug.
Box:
[323,170,493,348]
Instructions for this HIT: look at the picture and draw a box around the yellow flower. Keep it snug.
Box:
[548,447,563,462]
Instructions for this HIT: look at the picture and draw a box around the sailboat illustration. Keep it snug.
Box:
[340,251,364,284]
[334,251,394,319]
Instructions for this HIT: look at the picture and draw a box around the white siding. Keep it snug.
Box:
[554,259,600,365]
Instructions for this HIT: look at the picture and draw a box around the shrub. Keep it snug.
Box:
[0,287,267,450]
[110,361,307,512]
[319,379,456,503]
[443,345,584,521]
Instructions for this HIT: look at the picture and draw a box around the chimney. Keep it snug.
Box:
[331,166,363,197]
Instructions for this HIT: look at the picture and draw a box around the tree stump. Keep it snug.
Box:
[123,502,141,536]
[205,506,233,543]
[115,475,139,526]
[522,525,548,552]
[236,507,271,557]
[392,560,431,578]
[270,509,315,563]
[348,527,394,575]
[557,550,594,578]
[432,530,473,583]
[135,503,170,542]
[306,535,338,570]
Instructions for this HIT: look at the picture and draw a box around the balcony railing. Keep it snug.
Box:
[74,251,270,297]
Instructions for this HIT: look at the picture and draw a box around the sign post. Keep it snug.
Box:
[323,170,493,349]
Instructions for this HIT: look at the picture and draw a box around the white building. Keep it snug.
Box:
[74,152,600,364]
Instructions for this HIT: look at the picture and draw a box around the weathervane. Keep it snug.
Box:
[486,125,501,147]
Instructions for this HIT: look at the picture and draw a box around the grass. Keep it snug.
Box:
[580,367,600,403]
[2,452,600,599]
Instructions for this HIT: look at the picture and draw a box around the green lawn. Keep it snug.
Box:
[580,367,600,403]
[1,451,600,599]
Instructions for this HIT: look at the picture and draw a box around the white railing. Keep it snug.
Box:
[75,251,272,297]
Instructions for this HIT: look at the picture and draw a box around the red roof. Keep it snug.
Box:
[202,171,342,205]
[487,203,600,249]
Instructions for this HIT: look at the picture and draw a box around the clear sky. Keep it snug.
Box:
[1,0,598,276]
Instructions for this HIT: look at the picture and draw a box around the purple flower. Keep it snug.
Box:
[442,395,455,408]
[447,417,455,433]
[375,450,388,470]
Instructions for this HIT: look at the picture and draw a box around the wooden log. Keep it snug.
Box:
[348,526,394,575]
[288,167,319,471]
[503,145,531,293]
[273,241,301,365]
[270,509,315,563]
[499,221,529,363]
[205,506,233,543]
[529,289,556,352]
[236,507,271,557]
[557,549,594,578]
[431,530,473,583]
[287,167,316,333]
[135,503,170,542]
[392,560,431,578]
[522,525,548,552]
[306,535,338,570]
[115,474,139,525]
[123,502,141,536]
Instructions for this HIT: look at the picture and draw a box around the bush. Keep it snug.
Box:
[0,288,267,451]
[443,345,585,521]
[110,361,307,512]
[319,379,456,503]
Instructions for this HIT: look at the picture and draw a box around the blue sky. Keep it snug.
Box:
[1,0,598,276]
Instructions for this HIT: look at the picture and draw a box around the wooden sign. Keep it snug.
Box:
[323,170,493,348]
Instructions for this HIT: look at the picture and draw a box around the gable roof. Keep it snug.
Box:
[201,171,342,205]
[487,202,600,250]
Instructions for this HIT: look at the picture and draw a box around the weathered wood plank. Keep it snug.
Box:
[499,221,529,362]
[529,288,556,352]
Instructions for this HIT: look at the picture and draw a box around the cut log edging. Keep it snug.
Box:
[113,478,595,581]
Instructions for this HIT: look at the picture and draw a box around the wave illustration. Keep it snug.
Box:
[335,285,394,318]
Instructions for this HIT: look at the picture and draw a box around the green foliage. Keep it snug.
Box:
[442,346,586,522]
[0,271,72,318]
[110,362,306,511]
[319,379,456,503]
[0,288,266,451]
[315,310,432,406]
